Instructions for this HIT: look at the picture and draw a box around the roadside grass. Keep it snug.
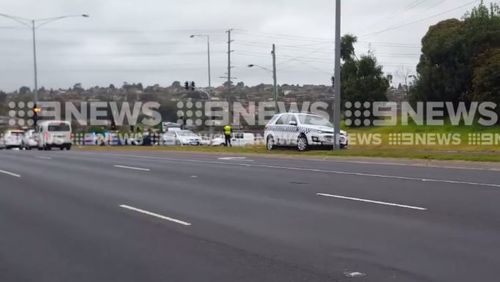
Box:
[77,123,500,163]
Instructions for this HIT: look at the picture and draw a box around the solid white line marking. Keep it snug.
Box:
[218,156,246,160]
[36,156,52,160]
[119,205,191,226]
[113,165,150,172]
[218,157,254,162]
[317,193,427,211]
[0,169,21,178]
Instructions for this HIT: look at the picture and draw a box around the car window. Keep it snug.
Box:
[297,114,333,127]
[276,114,291,125]
[268,115,280,125]
[48,123,70,132]
[275,115,285,125]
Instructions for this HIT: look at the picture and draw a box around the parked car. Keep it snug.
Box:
[0,129,24,149]
[36,120,72,150]
[211,132,255,147]
[162,130,202,146]
[200,136,212,146]
[21,129,38,150]
[264,113,348,151]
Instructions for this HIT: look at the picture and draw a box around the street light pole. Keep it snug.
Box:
[31,20,39,104]
[0,13,89,105]
[190,34,212,88]
[272,44,278,114]
[248,61,278,114]
[333,0,342,150]
[207,36,211,88]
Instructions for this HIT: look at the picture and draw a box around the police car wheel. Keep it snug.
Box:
[297,135,308,151]
[266,136,275,151]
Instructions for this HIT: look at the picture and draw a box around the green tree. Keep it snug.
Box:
[470,48,500,117]
[341,34,357,61]
[412,1,500,107]
[340,35,389,108]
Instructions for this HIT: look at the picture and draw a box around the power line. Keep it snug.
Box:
[361,0,480,37]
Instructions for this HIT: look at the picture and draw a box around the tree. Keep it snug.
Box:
[19,86,31,95]
[171,81,181,88]
[342,55,389,104]
[341,34,357,61]
[340,35,389,108]
[470,48,500,117]
[411,1,500,107]
[0,91,6,103]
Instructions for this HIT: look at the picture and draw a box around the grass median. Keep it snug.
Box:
[76,124,500,163]
[76,143,500,163]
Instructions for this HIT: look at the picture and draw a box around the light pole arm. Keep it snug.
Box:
[0,13,31,27]
[0,12,89,108]
[35,14,89,29]
[248,64,273,73]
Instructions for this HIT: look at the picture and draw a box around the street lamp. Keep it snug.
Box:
[248,63,278,114]
[248,44,279,114]
[190,34,212,88]
[0,13,89,105]
[248,64,272,72]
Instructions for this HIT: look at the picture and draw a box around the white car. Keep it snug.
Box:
[0,129,24,149]
[162,130,202,146]
[264,113,348,151]
[22,129,38,150]
[211,133,255,147]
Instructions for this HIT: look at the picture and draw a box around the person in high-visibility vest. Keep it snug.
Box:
[223,125,233,147]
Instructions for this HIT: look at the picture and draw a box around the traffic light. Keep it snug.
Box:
[33,104,42,127]
[184,81,189,90]
[191,81,195,91]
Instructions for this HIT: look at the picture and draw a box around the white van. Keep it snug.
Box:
[211,132,255,147]
[36,120,73,150]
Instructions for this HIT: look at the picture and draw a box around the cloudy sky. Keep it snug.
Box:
[0,0,481,91]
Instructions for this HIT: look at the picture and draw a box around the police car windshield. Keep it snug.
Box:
[298,114,332,127]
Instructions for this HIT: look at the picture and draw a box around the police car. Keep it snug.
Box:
[264,113,348,151]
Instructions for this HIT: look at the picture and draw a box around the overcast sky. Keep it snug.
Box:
[0,0,482,92]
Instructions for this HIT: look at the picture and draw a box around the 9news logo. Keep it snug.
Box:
[8,101,35,127]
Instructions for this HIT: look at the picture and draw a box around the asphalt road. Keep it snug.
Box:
[1,149,500,282]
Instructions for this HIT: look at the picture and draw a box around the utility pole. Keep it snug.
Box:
[333,0,342,150]
[271,44,278,114]
[226,29,234,88]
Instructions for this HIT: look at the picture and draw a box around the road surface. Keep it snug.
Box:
[1,149,499,281]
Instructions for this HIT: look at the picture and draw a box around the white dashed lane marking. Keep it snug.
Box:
[317,193,427,211]
[113,165,151,172]
[120,205,192,226]
[0,169,21,178]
